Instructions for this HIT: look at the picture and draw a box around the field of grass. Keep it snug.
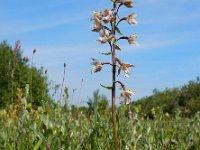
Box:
[0,89,199,150]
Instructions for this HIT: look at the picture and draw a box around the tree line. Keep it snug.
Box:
[132,77,200,117]
[0,41,51,108]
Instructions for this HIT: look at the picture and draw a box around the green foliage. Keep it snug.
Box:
[0,89,199,149]
[87,89,109,118]
[0,41,50,108]
[133,77,200,117]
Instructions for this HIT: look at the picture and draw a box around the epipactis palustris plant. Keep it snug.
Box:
[90,0,138,148]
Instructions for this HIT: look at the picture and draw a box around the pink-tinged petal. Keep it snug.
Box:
[102,9,113,23]
[126,13,138,24]
[128,34,138,46]
[91,58,103,73]
[122,0,134,8]
[120,89,135,105]
[91,11,102,21]
[90,23,102,32]
[120,62,134,77]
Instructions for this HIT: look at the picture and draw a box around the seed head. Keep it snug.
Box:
[13,40,21,52]
[33,49,37,54]
[45,69,48,74]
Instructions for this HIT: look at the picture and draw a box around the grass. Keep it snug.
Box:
[0,87,199,149]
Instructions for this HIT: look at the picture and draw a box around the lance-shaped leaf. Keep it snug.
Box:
[115,26,123,36]
[100,84,113,90]
[114,44,121,50]
[100,52,112,55]
[34,134,43,150]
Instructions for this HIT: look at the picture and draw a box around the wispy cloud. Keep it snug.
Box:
[137,0,161,6]
[23,44,99,66]
[116,31,199,54]
[0,14,87,35]
[0,0,89,36]
[140,13,200,25]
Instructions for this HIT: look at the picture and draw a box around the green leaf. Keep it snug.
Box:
[100,52,112,55]
[112,38,117,44]
[6,143,13,150]
[110,0,119,3]
[34,134,43,150]
[114,44,121,50]
[100,84,113,90]
[117,14,120,20]
[44,129,53,138]
[115,26,123,36]
[171,139,178,145]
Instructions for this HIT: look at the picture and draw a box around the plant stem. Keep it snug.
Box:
[11,52,16,108]
[11,68,14,107]
[31,53,34,103]
[79,78,84,105]
[112,2,119,149]
[112,48,118,149]
[60,63,66,101]
[42,70,47,111]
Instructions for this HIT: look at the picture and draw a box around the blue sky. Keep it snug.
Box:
[0,0,200,105]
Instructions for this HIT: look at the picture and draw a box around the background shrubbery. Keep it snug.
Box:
[132,77,200,117]
[0,41,51,108]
